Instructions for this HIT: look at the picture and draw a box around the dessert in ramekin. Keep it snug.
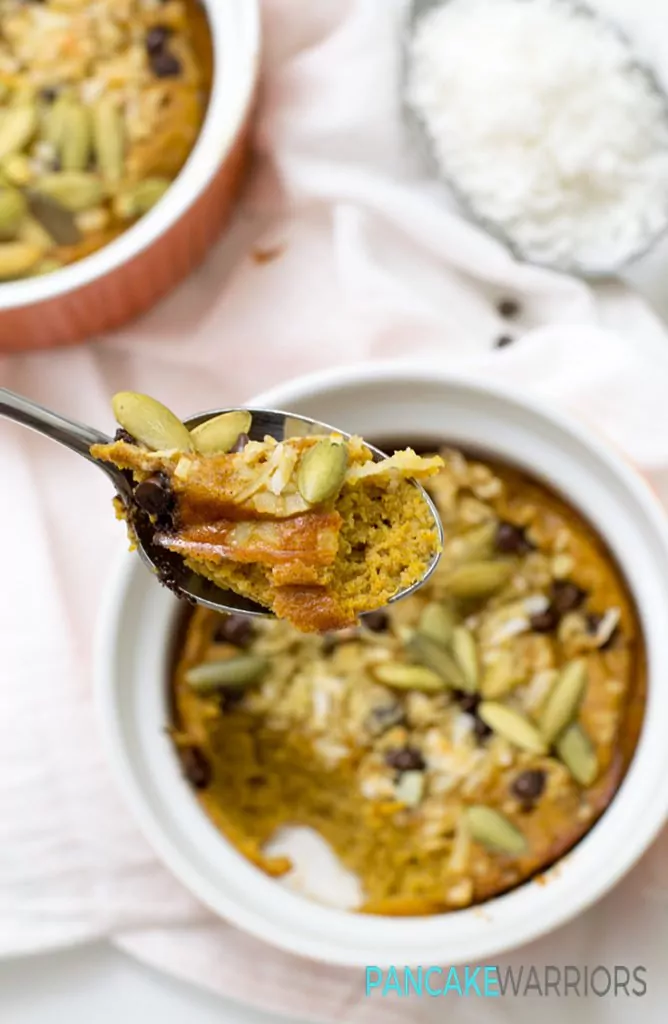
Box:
[95,365,668,967]
[0,0,259,350]
[170,445,644,914]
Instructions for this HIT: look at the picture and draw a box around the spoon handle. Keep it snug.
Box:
[0,387,111,464]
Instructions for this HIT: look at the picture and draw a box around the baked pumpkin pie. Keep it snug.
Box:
[91,392,443,631]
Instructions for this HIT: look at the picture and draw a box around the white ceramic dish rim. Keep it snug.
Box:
[0,0,260,312]
[95,362,668,967]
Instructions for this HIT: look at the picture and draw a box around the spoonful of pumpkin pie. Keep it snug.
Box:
[90,392,444,632]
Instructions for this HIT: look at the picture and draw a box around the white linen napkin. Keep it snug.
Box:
[2,1,668,1021]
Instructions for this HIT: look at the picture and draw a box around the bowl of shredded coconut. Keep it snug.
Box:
[405,0,668,276]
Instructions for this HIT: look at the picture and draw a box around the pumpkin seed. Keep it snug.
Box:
[0,104,37,161]
[92,97,125,182]
[2,153,33,187]
[43,95,72,148]
[417,601,455,647]
[26,192,81,245]
[190,410,253,455]
[111,391,194,452]
[113,178,170,220]
[466,806,527,855]
[556,723,598,786]
[0,188,27,240]
[19,215,53,249]
[406,632,465,687]
[394,770,425,808]
[478,702,548,754]
[0,242,43,279]
[539,659,588,743]
[185,654,268,692]
[297,438,348,505]
[60,101,92,172]
[443,560,513,599]
[449,520,497,563]
[481,650,523,699]
[451,626,479,693]
[372,662,446,692]
[33,172,104,212]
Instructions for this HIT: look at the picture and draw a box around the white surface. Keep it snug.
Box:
[0,945,294,1024]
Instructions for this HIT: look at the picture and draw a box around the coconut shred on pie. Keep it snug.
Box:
[91,392,443,632]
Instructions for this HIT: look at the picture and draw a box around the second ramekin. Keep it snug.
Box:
[0,0,260,352]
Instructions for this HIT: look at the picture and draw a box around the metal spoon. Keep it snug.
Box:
[0,387,444,618]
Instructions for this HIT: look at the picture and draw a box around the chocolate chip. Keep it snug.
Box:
[498,298,521,319]
[362,610,390,633]
[453,689,480,715]
[230,432,250,453]
[134,472,174,516]
[40,86,59,103]
[452,690,492,739]
[530,608,560,633]
[213,614,254,648]
[549,580,587,615]
[144,540,189,599]
[145,25,172,54]
[473,717,493,741]
[150,50,182,77]
[385,746,425,772]
[494,335,515,349]
[495,521,534,555]
[219,688,245,712]
[511,769,546,802]
[178,745,211,789]
[114,427,136,444]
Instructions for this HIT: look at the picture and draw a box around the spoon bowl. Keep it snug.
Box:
[402,0,668,279]
[0,388,444,619]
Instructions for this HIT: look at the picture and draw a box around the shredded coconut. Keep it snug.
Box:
[407,0,668,272]
[593,607,622,646]
[489,616,530,645]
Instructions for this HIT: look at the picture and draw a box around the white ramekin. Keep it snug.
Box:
[0,0,260,351]
[94,362,668,967]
